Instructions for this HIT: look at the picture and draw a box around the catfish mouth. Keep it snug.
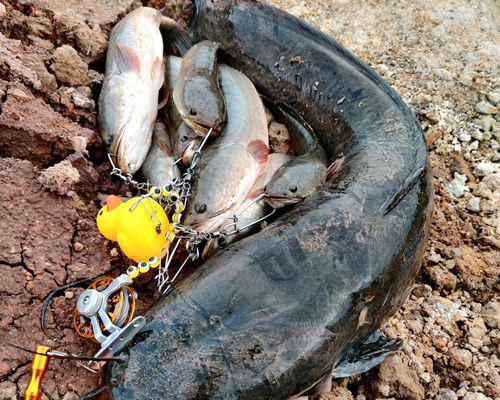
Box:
[185,118,220,137]
[265,195,302,208]
[108,131,124,170]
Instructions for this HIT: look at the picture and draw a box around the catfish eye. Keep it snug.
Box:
[181,135,189,142]
[288,185,298,193]
[194,203,207,214]
[189,107,197,116]
[105,135,114,145]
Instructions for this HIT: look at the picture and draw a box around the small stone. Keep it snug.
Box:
[50,45,89,86]
[375,355,424,400]
[72,87,94,109]
[457,388,468,397]
[481,173,499,191]
[475,100,497,115]
[481,301,499,328]
[478,116,495,132]
[449,348,473,370]
[486,91,500,106]
[474,162,498,177]
[417,93,432,105]
[489,139,499,151]
[471,129,484,141]
[427,252,443,263]
[466,196,480,212]
[64,290,74,299]
[7,87,29,101]
[466,140,479,152]
[446,176,469,198]
[436,388,458,400]
[73,242,84,252]
[110,248,119,257]
[459,132,471,142]
[412,284,432,298]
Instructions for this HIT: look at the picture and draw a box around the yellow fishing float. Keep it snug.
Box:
[96,192,172,263]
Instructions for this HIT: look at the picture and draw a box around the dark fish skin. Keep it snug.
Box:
[109,1,433,399]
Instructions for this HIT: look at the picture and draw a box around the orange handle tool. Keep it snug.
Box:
[24,346,50,400]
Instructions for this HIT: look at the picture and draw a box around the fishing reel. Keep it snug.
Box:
[74,274,145,370]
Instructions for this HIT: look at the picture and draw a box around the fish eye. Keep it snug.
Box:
[288,185,298,193]
[194,203,207,214]
[105,135,113,145]
[217,237,227,248]
[99,210,103,216]
[189,107,198,116]
[181,135,189,142]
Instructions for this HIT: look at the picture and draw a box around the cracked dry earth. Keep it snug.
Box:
[0,0,498,399]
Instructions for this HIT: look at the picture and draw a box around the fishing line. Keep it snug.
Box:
[5,343,125,363]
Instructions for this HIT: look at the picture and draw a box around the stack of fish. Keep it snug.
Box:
[98,7,335,257]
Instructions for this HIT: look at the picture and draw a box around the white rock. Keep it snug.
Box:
[417,93,432,105]
[437,388,458,400]
[474,162,498,177]
[454,172,467,183]
[486,91,500,106]
[0,3,5,18]
[467,141,479,152]
[459,132,472,142]
[475,101,497,115]
[466,196,480,212]
[446,178,469,198]
[471,129,484,141]
[489,139,499,151]
[478,116,495,132]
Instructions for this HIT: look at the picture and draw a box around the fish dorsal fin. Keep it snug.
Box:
[115,43,142,74]
[331,330,402,378]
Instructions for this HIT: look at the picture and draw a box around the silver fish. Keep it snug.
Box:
[182,58,269,233]
[141,121,180,187]
[264,103,329,208]
[203,153,291,258]
[98,7,167,175]
[173,40,225,136]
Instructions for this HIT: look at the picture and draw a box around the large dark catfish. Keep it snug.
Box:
[109,1,433,398]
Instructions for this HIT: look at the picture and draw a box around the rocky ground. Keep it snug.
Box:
[0,0,498,399]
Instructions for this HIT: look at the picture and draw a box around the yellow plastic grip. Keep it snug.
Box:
[25,346,50,400]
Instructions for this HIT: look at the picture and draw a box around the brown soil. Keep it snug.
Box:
[0,0,498,399]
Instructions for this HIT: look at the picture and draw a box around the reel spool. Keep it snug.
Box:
[73,275,136,344]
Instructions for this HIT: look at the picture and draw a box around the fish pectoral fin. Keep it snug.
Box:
[331,330,402,378]
[157,83,169,110]
[115,43,142,74]
[151,57,163,82]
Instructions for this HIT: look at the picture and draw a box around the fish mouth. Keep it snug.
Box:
[108,130,124,170]
[265,195,301,208]
[185,118,220,137]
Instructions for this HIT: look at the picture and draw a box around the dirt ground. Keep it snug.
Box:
[0,0,498,399]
